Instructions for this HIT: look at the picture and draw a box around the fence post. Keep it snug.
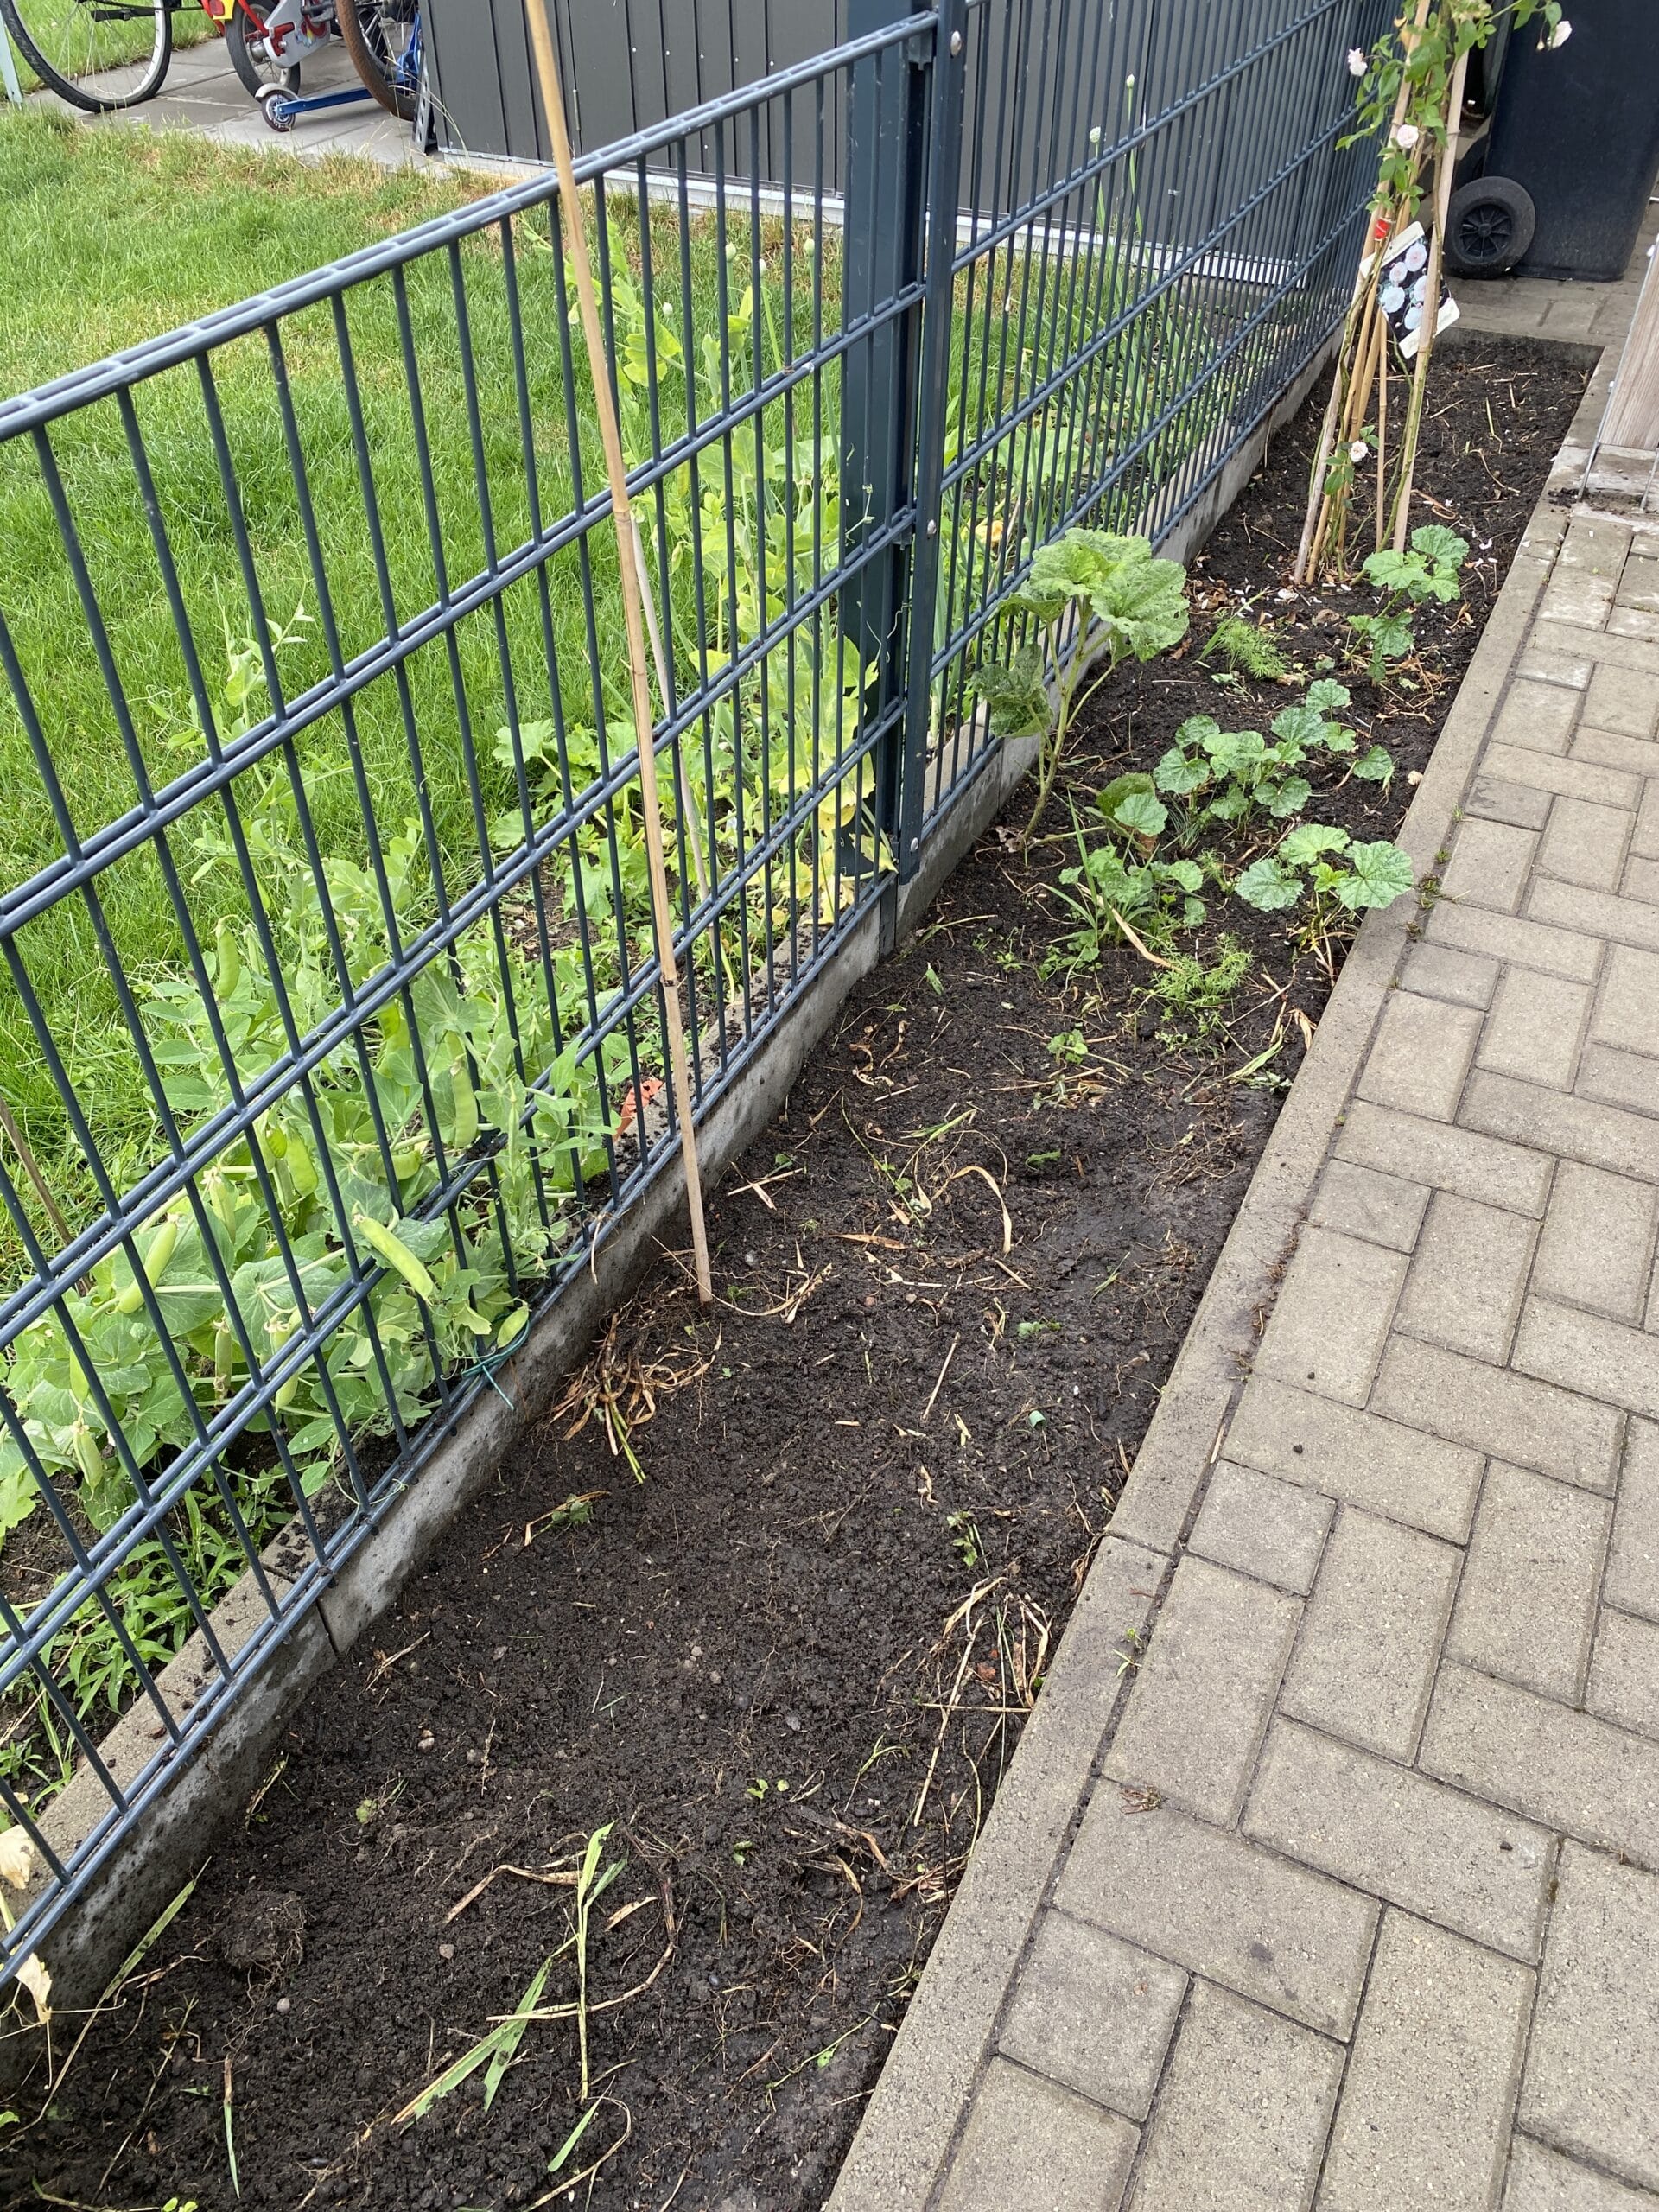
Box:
[839,0,932,861]
[895,0,967,876]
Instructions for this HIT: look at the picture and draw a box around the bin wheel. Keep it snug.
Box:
[1445,175,1536,276]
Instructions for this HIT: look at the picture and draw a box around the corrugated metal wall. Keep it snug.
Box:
[423,0,851,170]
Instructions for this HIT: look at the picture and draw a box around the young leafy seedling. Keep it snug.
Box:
[1044,807,1205,976]
[1349,525,1468,685]
[1200,613,1292,683]
[971,528,1189,840]
[1234,823,1414,950]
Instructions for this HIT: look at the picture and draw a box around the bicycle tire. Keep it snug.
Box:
[0,0,169,109]
[336,0,416,120]
[226,5,298,96]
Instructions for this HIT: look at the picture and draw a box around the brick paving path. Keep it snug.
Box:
[832,238,1659,2212]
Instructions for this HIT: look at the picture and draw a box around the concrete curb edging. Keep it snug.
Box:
[828,412,1586,2210]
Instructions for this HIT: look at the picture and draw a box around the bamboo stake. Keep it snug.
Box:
[524,2,712,1306]
[1376,330,1388,553]
[1389,44,1469,551]
[1293,0,1430,584]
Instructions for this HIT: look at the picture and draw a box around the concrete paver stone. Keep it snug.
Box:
[1421,1663,1659,1869]
[1521,1845,1659,2192]
[1605,1421,1659,1622]
[1316,1911,1532,2212]
[1477,967,1592,1090]
[997,1912,1185,2121]
[1393,1191,1540,1363]
[1277,1505,1459,1760]
[1243,1717,1554,1961]
[1187,1461,1333,1593]
[1054,1799,1378,2040]
[1503,2138,1659,2210]
[1531,1162,1659,1324]
[1224,1372,1483,1540]
[1101,1555,1300,1824]
[1127,1980,1343,2212]
[1334,1098,1555,1216]
[1446,1460,1610,1700]
[1307,1159,1431,1252]
[1371,1333,1624,1491]
[937,2058,1139,2212]
[1355,990,1483,1119]
[1253,1226,1407,1405]
[1586,1607,1659,1741]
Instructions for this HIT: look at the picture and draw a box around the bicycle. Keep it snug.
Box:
[0,0,416,118]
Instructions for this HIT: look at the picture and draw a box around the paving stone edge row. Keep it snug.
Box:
[827,347,1605,2209]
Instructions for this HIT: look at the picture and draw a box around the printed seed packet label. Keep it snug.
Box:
[1377,221,1459,360]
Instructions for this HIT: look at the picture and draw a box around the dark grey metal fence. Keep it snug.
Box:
[0,0,1385,1993]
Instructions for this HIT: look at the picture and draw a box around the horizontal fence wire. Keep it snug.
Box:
[0,0,1383,1990]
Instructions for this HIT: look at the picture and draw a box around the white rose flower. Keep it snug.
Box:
[1347,47,1367,76]
[1393,121,1421,150]
[1350,439,1370,462]
[1550,17,1572,42]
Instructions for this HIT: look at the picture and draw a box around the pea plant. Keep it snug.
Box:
[1348,526,1469,683]
[0,768,620,1554]
[971,528,1189,841]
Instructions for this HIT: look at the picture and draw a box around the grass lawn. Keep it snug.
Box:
[0,111,846,1257]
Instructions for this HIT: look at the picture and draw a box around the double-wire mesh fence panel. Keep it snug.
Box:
[0,0,1383,1991]
[918,0,1391,821]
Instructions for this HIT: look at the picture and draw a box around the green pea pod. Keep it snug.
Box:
[355,1211,439,1303]
[391,1142,423,1183]
[495,1302,529,1349]
[288,1143,318,1199]
[73,1422,103,1487]
[116,1214,179,1314]
[214,1319,236,1392]
[214,916,241,1000]
[448,1052,478,1152]
[266,1312,301,1411]
[263,1119,288,1162]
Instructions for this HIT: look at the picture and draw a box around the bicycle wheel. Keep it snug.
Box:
[0,0,169,108]
[226,3,296,94]
[336,0,416,120]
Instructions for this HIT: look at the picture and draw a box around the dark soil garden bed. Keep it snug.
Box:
[11,333,1586,2212]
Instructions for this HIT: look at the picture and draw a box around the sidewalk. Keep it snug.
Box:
[71,32,435,165]
[832,244,1659,2210]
